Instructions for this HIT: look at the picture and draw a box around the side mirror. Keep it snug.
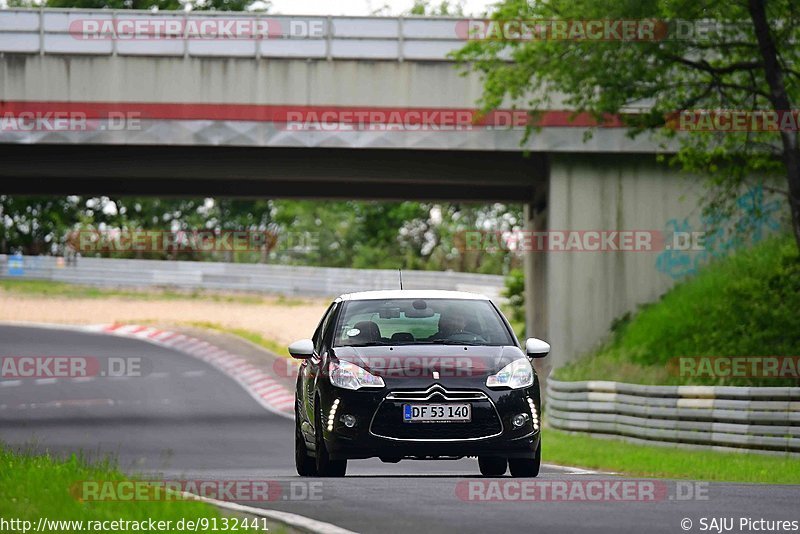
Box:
[525,338,550,358]
[288,339,315,359]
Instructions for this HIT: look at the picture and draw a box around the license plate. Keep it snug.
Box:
[402,403,471,423]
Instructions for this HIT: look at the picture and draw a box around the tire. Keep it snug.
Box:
[509,439,541,478]
[295,417,317,477]
[478,456,507,477]
[315,402,347,477]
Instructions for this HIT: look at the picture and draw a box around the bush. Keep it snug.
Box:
[502,268,526,340]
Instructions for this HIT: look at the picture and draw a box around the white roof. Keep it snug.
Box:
[338,289,490,301]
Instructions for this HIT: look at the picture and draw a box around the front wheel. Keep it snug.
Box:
[508,439,541,478]
[478,456,507,477]
[315,403,347,477]
[295,416,317,476]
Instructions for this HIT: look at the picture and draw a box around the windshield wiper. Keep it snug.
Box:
[425,339,484,346]
[342,341,391,347]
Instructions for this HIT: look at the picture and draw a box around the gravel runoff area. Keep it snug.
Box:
[0,292,330,348]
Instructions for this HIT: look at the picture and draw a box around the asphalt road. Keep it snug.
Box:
[1,324,796,534]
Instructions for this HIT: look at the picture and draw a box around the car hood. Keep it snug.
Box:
[330,344,526,379]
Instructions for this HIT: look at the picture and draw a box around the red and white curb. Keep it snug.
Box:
[1,321,362,534]
[90,324,295,420]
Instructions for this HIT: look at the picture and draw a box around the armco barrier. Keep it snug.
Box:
[546,379,800,456]
[0,255,505,300]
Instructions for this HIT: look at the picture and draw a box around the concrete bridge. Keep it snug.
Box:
[0,8,703,368]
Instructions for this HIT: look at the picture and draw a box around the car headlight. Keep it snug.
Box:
[486,358,534,389]
[329,360,385,390]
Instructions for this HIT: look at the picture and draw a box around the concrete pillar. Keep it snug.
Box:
[523,174,550,378]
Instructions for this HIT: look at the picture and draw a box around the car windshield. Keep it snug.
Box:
[333,298,515,347]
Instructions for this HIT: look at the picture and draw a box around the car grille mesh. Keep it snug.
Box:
[370,387,502,440]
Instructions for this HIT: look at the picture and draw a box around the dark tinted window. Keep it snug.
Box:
[333,298,513,347]
[313,302,337,353]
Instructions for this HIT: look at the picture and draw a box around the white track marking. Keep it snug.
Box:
[543,463,603,475]
[180,492,358,534]
[34,378,58,385]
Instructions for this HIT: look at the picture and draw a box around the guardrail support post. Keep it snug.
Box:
[325,15,332,61]
[397,16,404,62]
[38,6,44,56]
[111,10,118,56]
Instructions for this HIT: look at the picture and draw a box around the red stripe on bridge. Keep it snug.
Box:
[0,101,626,128]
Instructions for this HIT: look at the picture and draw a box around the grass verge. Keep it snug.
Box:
[185,321,291,358]
[555,236,800,386]
[0,278,311,307]
[0,447,284,533]
[544,428,800,484]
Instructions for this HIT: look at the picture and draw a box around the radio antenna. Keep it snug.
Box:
[399,269,404,290]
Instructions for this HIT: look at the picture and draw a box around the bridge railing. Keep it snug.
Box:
[0,8,470,61]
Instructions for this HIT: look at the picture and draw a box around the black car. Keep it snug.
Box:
[289,290,549,477]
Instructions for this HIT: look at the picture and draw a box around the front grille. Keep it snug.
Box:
[370,386,502,441]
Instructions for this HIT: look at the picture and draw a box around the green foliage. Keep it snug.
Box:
[0,196,523,274]
[186,321,291,356]
[0,446,259,533]
[0,279,265,303]
[501,267,526,340]
[408,0,465,16]
[45,0,180,8]
[44,0,268,12]
[0,196,83,256]
[454,0,800,247]
[556,235,800,386]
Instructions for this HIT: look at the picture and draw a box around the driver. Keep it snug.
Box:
[427,309,469,340]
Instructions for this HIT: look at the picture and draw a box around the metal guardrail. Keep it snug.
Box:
[0,255,506,301]
[546,379,800,456]
[0,8,468,61]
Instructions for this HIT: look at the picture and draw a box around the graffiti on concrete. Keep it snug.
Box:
[656,186,783,279]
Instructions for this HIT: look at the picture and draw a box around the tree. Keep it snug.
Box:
[45,0,268,12]
[455,0,800,252]
[45,0,181,9]
[1,195,524,273]
[408,0,465,16]
[0,196,82,255]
